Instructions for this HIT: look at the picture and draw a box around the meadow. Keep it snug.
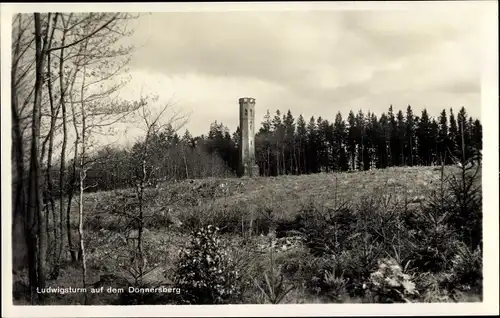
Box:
[12,165,483,305]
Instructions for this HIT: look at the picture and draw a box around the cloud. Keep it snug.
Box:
[115,6,483,137]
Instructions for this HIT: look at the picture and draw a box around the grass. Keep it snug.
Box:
[12,165,482,305]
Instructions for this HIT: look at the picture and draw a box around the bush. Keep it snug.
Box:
[406,218,458,273]
[252,250,295,304]
[413,272,453,302]
[172,225,242,304]
[297,202,356,257]
[445,243,482,295]
[446,165,482,251]
[368,258,418,303]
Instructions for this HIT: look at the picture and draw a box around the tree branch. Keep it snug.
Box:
[46,14,119,53]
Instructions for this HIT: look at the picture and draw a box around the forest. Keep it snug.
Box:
[75,104,482,193]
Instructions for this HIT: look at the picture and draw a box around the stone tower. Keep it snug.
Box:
[238,97,259,177]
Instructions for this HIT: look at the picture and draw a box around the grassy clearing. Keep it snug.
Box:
[12,165,482,304]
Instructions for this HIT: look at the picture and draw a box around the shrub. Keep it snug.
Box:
[321,268,348,302]
[406,219,458,273]
[143,209,182,230]
[413,272,453,302]
[446,165,482,251]
[445,242,483,295]
[368,258,418,303]
[253,249,295,304]
[172,225,242,304]
[297,201,356,257]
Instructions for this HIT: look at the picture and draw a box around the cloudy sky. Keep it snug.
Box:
[115,4,486,139]
[36,2,487,142]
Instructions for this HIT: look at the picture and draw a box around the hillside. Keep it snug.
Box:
[84,165,454,217]
[13,165,482,305]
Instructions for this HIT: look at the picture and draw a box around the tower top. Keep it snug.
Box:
[239,97,256,104]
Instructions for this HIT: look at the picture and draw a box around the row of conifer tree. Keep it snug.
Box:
[75,105,481,192]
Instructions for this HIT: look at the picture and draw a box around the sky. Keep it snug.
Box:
[113,4,484,141]
[3,2,488,146]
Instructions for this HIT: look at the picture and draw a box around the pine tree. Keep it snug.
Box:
[272,110,285,175]
[232,126,240,148]
[316,116,329,172]
[347,110,357,170]
[437,109,449,164]
[449,108,459,160]
[307,116,319,173]
[333,112,349,171]
[457,107,471,161]
[324,122,335,172]
[283,110,296,174]
[378,113,390,169]
[417,109,432,166]
[429,118,439,165]
[296,114,308,174]
[472,118,482,162]
[257,110,273,176]
[261,110,272,133]
[388,105,401,167]
[405,105,416,166]
[396,110,406,166]
[355,110,366,170]
[364,112,378,170]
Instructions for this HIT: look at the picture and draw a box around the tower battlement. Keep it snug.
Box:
[239,97,256,104]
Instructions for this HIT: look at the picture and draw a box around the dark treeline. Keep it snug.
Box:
[46,105,482,193]
[251,105,482,176]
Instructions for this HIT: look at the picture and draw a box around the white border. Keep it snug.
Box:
[2,2,498,317]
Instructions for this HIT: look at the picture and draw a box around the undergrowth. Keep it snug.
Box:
[13,163,482,304]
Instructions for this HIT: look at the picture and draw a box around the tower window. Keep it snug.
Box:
[250,109,252,115]
[244,109,248,116]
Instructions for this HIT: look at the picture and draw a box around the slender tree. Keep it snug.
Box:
[449,108,459,159]
[295,114,307,174]
[405,105,416,166]
[437,109,449,164]
[417,108,432,166]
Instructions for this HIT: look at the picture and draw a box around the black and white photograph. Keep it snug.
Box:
[1,1,498,316]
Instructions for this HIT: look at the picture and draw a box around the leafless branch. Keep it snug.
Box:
[47,14,120,52]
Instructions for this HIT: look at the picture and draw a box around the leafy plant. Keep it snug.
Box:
[254,248,295,304]
[368,258,418,303]
[172,225,241,304]
[445,242,482,295]
[322,267,348,301]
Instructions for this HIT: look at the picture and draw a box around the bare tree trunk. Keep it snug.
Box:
[303,143,307,174]
[77,143,87,299]
[68,74,80,263]
[266,147,270,177]
[11,14,29,273]
[137,157,146,282]
[78,57,89,304]
[295,144,302,174]
[27,13,48,303]
[57,15,68,270]
[275,144,279,176]
[45,13,59,274]
[135,131,152,284]
[78,162,87,303]
[409,137,413,166]
[66,144,79,263]
[282,146,285,175]
[182,146,189,179]
[293,144,298,174]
